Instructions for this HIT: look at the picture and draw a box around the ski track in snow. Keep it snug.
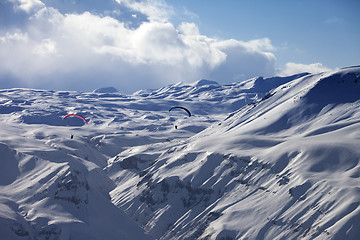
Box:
[0,67,359,239]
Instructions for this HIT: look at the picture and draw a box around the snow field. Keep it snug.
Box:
[0,66,359,239]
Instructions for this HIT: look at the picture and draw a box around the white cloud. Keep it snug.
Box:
[277,62,334,76]
[33,38,58,56]
[243,38,276,52]
[210,38,276,82]
[0,32,29,43]
[178,22,226,69]
[0,0,290,93]
[9,0,44,13]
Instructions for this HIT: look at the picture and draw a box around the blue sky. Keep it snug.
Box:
[0,0,359,93]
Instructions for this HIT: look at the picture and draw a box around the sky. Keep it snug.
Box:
[0,0,359,93]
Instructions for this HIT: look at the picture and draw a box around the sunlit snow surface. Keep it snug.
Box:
[0,67,359,239]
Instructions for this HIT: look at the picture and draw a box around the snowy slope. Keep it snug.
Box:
[0,67,359,239]
[106,67,360,239]
[0,116,153,238]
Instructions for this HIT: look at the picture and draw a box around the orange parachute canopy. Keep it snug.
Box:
[63,114,88,124]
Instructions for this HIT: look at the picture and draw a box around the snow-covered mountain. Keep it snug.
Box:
[0,67,359,239]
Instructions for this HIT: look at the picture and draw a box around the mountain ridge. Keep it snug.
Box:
[0,66,359,239]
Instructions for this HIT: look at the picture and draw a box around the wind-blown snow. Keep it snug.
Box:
[0,67,359,239]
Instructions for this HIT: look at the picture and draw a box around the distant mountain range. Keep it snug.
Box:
[0,66,359,239]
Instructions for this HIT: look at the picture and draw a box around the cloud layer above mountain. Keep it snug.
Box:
[0,0,331,93]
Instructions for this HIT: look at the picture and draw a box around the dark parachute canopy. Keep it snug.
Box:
[169,106,191,117]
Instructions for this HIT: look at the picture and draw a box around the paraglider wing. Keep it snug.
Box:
[169,106,191,117]
[63,114,88,124]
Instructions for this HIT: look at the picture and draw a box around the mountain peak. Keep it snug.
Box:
[93,87,118,93]
[192,79,219,87]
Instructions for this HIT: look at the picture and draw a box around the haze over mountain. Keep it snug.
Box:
[0,66,359,239]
